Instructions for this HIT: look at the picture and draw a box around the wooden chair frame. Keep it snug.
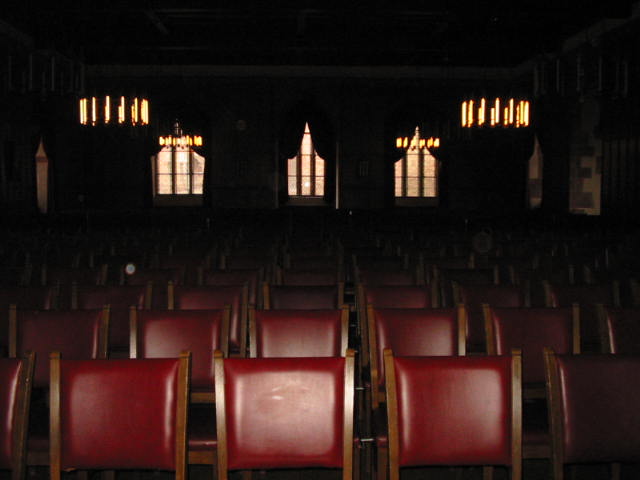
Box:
[262,281,345,310]
[2,351,35,480]
[367,303,467,410]
[167,282,248,357]
[384,348,522,480]
[129,305,230,402]
[49,351,190,480]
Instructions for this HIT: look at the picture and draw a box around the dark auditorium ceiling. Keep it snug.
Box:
[0,1,634,67]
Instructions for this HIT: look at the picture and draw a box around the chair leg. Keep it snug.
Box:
[99,470,115,480]
[376,445,388,480]
[611,462,621,480]
[482,465,494,480]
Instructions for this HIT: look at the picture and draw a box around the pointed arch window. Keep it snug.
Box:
[287,123,325,197]
[394,126,438,198]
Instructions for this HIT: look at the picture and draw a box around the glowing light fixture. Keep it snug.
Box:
[396,129,440,150]
[158,120,203,148]
[461,97,530,128]
[79,95,149,126]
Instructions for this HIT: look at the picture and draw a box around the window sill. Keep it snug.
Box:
[395,197,439,207]
[153,195,203,207]
[286,196,328,207]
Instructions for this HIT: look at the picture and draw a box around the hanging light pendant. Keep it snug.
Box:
[461,97,530,128]
[396,128,440,150]
[79,95,150,126]
[158,120,203,148]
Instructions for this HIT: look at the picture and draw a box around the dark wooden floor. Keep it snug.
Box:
[16,458,640,479]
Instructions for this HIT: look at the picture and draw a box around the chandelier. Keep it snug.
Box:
[79,95,149,126]
[158,121,203,148]
[396,128,440,150]
[460,97,530,128]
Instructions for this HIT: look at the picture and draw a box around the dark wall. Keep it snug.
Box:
[43,72,530,215]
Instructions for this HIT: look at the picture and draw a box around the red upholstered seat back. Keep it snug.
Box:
[601,307,640,354]
[135,309,225,389]
[253,309,344,357]
[547,284,613,307]
[220,357,348,470]
[457,284,525,347]
[202,269,261,307]
[0,286,56,310]
[75,285,147,348]
[373,308,461,387]
[390,355,514,467]
[554,354,640,463]
[358,269,415,286]
[0,359,23,468]
[125,267,185,287]
[57,358,182,470]
[1,287,56,352]
[280,269,339,286]
[173,285,244,351]
[269,285,339,309]
[14,309,105,387]
[489,307,575,383]
[364,285,432,309]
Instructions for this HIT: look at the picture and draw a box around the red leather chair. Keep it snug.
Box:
[40,264,108,287]
[0,352,34,480]
[200,268,263,309]
[49,352,190,480]
[453,282,527,353]
[72,284,151,357]
[214,350,356,479]
[124,267,185,309]
[367,305,467,410]
[357,284,438,370]
[484,305,579,460]
[169,283,248,357]
[0,287,57,356]
[277,267,343,287]
[384,349,522,480]
[263,282,344,310]
[543,280,620,353]
[130,307,230,401]
[8,307,109,467]
[368,306,467,480]
[130,307,230,466]
[597,305,640,354]
[437,266,499,308]
[356,268,419,287]
[249,306,349,358]
[544,349,640,480]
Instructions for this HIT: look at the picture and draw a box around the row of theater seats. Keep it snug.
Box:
[3,215,640,480]
[2,295,640,478]
[3,335,639,480]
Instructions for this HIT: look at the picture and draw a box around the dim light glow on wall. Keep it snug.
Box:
[79,95,149,126]
[461,97,529,128]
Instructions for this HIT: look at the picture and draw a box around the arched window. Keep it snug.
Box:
[287,123,325,197]
[394,126,438,198]
[152,122,205,206]
[154,145,205,195]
